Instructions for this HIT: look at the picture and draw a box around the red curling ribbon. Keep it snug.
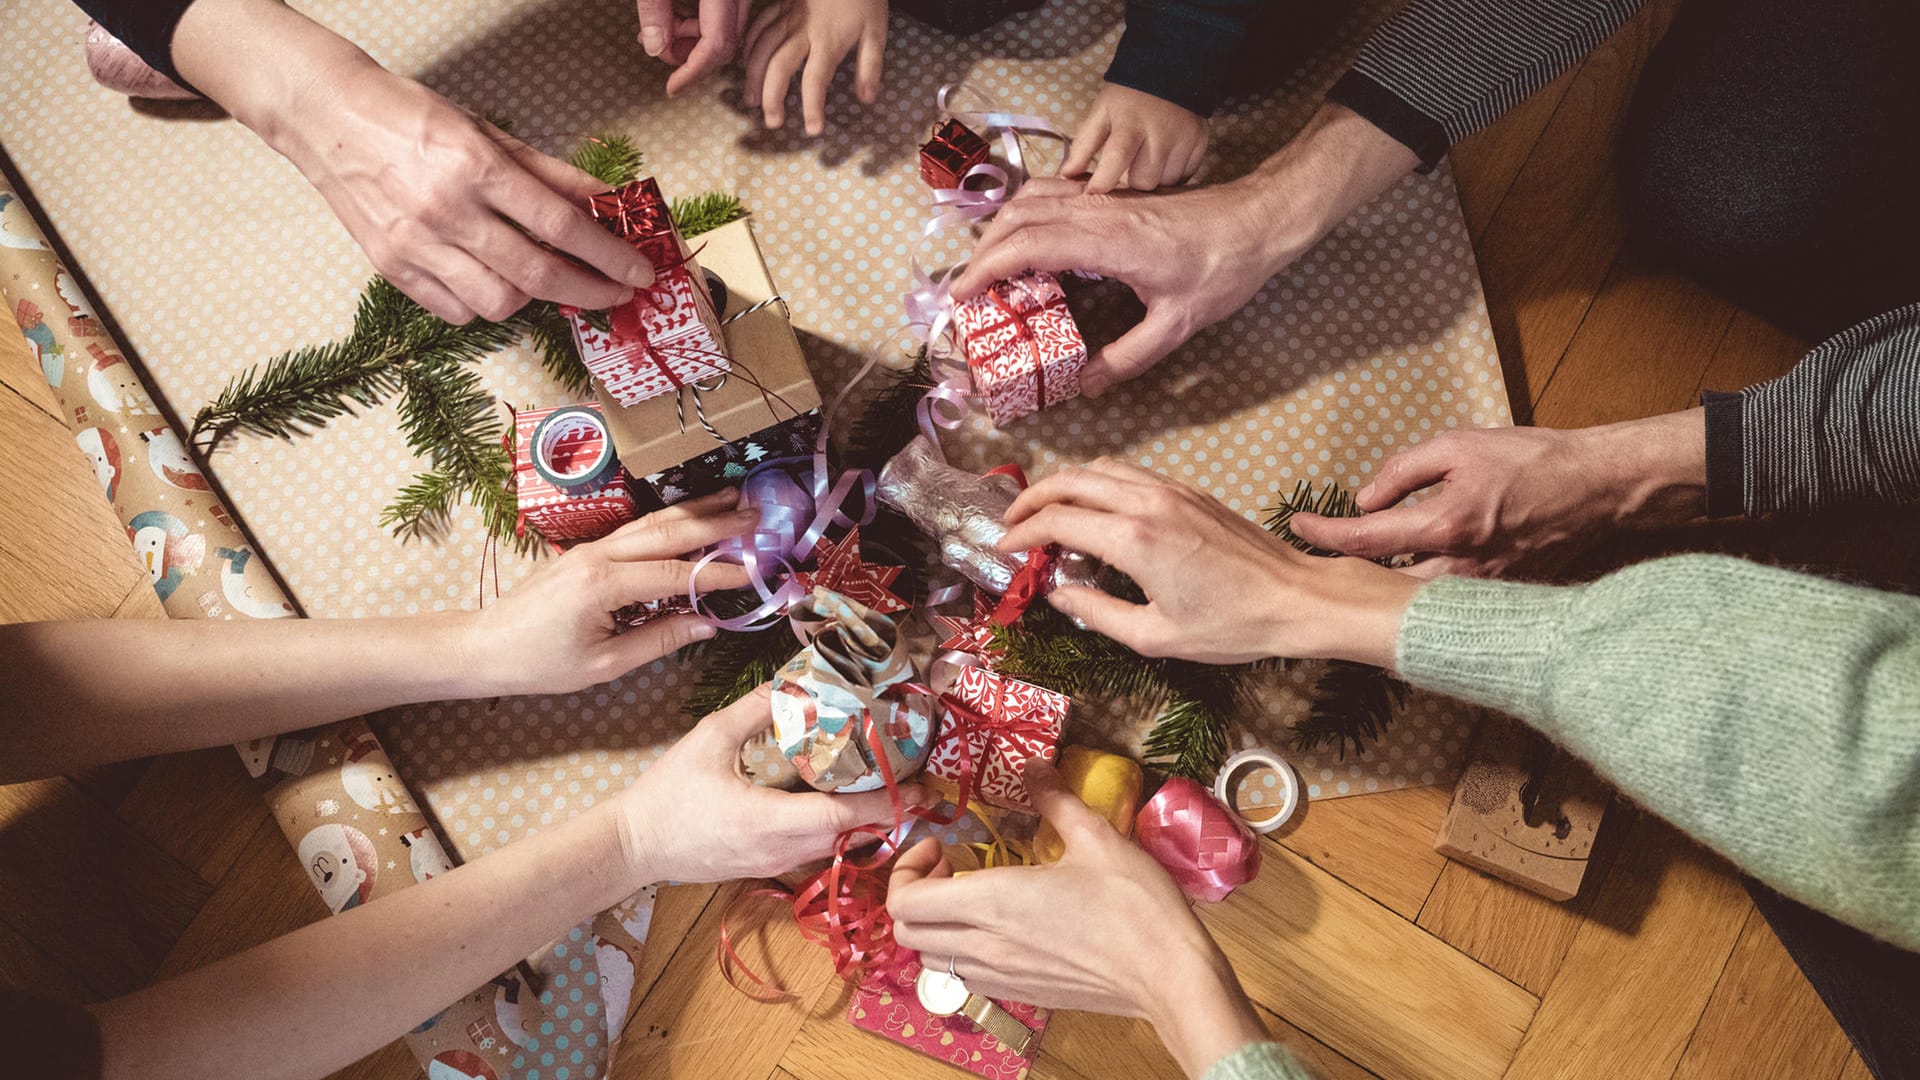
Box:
[981,284,1049,412]
[1134,777,1262,903]
[991,545,1056,626]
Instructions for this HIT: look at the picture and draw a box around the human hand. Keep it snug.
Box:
[636,0,755,95]
[741,0,888,134]
[951,177,1304,397]
[1061,82,1209,194]
[888,760,1267,1077]
[462,490,758,697]
[999,460,1417,668]
[617,685,929,882]
[1288,412,1708,577]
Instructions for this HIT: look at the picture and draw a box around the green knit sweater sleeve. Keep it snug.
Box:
[1395,554,1920,950]
[1203,1041,1316,1080]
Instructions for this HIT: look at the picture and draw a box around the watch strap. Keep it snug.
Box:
[961,993,1036,1056]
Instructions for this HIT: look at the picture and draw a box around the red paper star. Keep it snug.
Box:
[934,592,1003,659]
[790,527,911,614]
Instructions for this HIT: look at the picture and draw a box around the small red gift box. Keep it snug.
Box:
[848,953,1049,1078]
[510,403,639,543]
[570,178,731,406]
[926,666,1068,808]
[919,118,991,189]
[952,270,1085,427]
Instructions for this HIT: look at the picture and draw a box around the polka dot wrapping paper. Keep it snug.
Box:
[0,0,1507,1070]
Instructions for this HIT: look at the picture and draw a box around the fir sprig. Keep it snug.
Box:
[671,192,748,238]
[570,134,644,188]
[1264,478,1362,556]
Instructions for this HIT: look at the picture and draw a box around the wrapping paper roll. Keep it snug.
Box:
[0,172,647,1078]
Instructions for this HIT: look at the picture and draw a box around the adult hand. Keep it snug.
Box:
[463,489,757,696]
[888,760,1267,1077]
[951,102,1420,398]
[741,0,888,134]
[1061,82,1209,194]
[999,460,1417,668]
[170,0,654,324]
[1288,412,1708,577]
[618,685,929,882]
[636,0,755,95]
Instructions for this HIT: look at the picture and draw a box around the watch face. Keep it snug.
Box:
[915,966,971,1016]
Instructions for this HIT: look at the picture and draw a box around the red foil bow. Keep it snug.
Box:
[1134,777,1262,903]
[587,176,680,268]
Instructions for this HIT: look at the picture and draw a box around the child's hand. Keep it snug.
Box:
[462,490,758,696]
[741,0,888,135]
[1061,82,1209,194]
[617,685,935,883]
[636,0,754,96]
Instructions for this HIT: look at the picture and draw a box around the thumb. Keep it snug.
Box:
[806,784,908,835]
[888,837,951,895]
[1080,308,1187,398]
[1285,512,1361,554]
[1023,758,1106,851]
[612,613,717,671]
[696,682,776,749]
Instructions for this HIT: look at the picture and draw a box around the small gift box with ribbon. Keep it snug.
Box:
[570,177,731,406]
[509,403,639,543]
[926,666,1067,808]
[848,952,1049,1077]
[771,587,936,793]
[952,269,1086,427]
[918,118,991,189]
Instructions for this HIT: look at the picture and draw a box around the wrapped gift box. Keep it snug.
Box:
[919,118,991,189]
[849,953,1049,1077]
[952,269,1086,427]
[510,402,639,543]
[926,665,1068,808]
[570,177,731,406]
[596,218,822,480]
[642,408,821,506]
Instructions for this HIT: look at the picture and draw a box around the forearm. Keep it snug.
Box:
[1233,103,1422,281]
[170,0,382,148]
[1393,555,1920,950]
[1579,407,1708,526]
[93,798,649,1080]
[1145,940,1270,1078]
[1704,301,1920,517]
[0,617,478,779]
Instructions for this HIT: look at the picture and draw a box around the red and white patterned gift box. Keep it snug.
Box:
[570,264,730,406]
[509,404,639,543]
[926,665,1068,808]
[951,269,1085,427]
[848,953,1048,1079]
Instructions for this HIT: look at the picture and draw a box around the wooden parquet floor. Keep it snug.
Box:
[0,3,1891,1076]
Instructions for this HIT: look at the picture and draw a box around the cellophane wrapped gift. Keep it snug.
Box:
[918,117,991,189]
[569,177,730,405]
[642,409,821,506]
[510,403,638,543]
[849,952,1049,1077]
[925,666,1067,808]
[771,587,936,793]
[951,269,1086,426]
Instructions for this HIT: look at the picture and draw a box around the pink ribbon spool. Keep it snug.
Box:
[1134,777,1262,903]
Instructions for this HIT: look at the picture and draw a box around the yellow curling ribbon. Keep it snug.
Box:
[1034,747,1143,863]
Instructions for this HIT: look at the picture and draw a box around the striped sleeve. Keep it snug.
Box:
[1327,0,1644,165]
[1703,303,1920,517]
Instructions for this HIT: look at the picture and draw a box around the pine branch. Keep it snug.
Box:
[672,192,747,238]
[512,302,592,397]
[1288,660,1408,760]
[1263,478,1362,557]
[569,134,644,188]
[190,339,405,451]
[380,468,462,543]
[682,624,794,718]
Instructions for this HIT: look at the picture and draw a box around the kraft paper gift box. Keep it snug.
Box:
[951,269,1086,427]
[570,177,731,406]
[510,402,639,543]
[596,217,823,480]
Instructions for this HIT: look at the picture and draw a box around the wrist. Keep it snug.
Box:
[173,0,381,149]
[609,781,664,888]
[1585,409,1708,529]
[1286,558,1420,668]
[1143,941,1266,1079]
[1239,101,1421,276]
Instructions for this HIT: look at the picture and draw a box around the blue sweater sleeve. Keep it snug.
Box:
[71,0,198,85]
[1104,0,1262,116]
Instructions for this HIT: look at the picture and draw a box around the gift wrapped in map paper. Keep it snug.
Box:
[570,177,730,405]
[952,269,1086,426]
[771,587,936,793]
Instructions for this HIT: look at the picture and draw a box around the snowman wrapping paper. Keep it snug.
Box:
[0,173,655,1077]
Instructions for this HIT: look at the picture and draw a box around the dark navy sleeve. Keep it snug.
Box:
[71,0,199,85]
[1103,0,1262,116]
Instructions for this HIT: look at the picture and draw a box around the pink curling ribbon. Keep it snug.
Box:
[1134,777,1263,903]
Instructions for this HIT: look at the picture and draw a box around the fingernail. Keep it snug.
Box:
[690,622,716,641]
[641,26,666,56]
[626,264,654,288]
[1356,483,1375,503]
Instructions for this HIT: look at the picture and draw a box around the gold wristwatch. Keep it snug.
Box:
[915,966,1037,1056]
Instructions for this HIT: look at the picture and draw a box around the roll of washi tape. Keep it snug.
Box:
[1213,748,1300,835]
[531,405,620,495]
